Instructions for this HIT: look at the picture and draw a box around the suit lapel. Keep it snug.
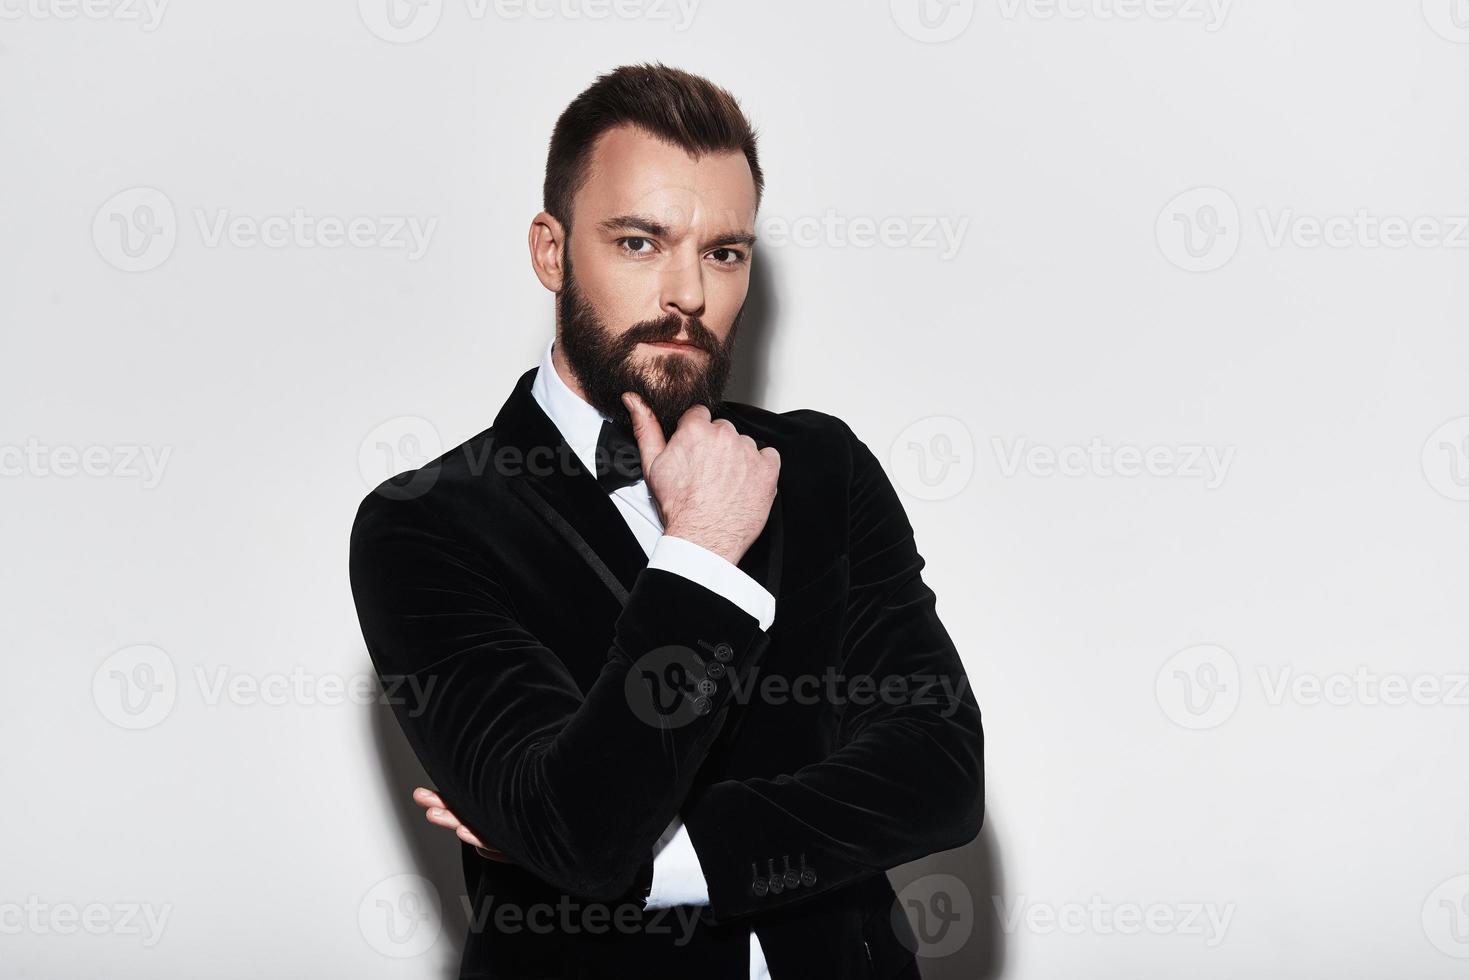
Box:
[491,365,784,611]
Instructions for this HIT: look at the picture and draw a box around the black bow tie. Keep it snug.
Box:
[594,418,643,492]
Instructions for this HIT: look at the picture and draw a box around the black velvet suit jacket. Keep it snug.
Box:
[348,364,985,979]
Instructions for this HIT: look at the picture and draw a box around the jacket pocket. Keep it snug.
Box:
[860,897,922,979]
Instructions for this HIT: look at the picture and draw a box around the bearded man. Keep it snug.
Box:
[349,62,984,980]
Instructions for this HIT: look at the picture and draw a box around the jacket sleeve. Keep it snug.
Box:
[348,488,772,902]
[680,416,985,921]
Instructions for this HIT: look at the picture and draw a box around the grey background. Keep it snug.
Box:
[4,1,1469,977]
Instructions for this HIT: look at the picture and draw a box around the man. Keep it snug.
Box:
[349,62,983,979]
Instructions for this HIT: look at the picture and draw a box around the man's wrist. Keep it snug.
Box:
[663,524,745,566]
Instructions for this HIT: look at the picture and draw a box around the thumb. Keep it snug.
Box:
[622,392,665,474]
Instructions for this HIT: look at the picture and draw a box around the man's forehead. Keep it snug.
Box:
[579,125,757,232]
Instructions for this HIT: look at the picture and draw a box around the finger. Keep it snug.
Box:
[455,824,489,848]
[423,806,463,831]
[622,392,666,474]
[412,787,446,810]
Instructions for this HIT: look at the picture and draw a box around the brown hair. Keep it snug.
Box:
[543,62,764,232]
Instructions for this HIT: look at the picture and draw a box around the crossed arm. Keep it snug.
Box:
[351,417,984,918]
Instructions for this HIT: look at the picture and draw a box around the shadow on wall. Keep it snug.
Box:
[361,257,1006,978]
[370,701,472,978]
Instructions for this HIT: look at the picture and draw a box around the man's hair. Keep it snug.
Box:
[543,62,764,233]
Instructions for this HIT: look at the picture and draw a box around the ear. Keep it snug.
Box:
[528,211,568,293]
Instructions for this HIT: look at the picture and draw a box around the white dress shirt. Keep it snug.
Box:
[529,335,775,980]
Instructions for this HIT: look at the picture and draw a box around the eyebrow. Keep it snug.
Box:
[597,213,757,249]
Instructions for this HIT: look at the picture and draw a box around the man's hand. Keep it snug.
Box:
[412,786,514,863]
[622,391,780,567]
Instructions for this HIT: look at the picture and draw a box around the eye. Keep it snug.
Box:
[617,236,656,257]
[708,247,748,266]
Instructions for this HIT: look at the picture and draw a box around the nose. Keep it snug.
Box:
[659,246,706,320]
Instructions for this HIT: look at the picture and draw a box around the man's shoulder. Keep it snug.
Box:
[351,423,501,543]
[720,399,857,455]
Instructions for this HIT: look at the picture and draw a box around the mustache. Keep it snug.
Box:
[618,313,720,353]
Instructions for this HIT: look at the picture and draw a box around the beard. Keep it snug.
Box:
[555,244,743,441]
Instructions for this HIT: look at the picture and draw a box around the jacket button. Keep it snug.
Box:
[713,643,734,662]
[800,867,817,887]
[696,678,716,696]
[751,878,769,898]
[706,661,726,679]
[692,696,712,715]
[783,869,800,890]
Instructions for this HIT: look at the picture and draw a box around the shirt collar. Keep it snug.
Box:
[529,333,611,477]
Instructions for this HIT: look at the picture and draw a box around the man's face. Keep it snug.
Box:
[553,124,758,439]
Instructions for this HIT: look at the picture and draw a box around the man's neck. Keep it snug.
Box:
[550,336,590,405]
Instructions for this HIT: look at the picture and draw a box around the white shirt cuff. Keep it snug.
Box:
[646,815,711,908]
[647,534,776,631]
